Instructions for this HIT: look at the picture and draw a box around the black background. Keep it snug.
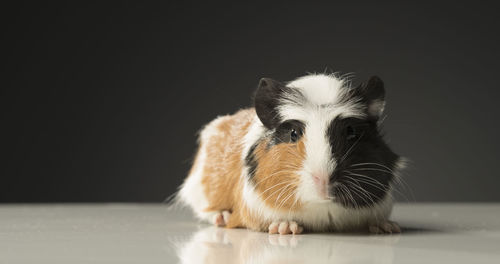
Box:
[3,2,500,202]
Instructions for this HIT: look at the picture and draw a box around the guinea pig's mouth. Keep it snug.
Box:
[328,169,392,209]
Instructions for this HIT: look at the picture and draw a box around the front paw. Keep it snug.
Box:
[268,221,303,235]
[211,210,231,227]
[369,220,401,234]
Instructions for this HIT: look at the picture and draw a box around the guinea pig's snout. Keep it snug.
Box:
[312,172,327,186]
[312,172,329,199]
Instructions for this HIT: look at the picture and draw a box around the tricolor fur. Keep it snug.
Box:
[178,73,404,233]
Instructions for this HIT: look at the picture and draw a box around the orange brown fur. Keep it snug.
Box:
[190,108,306,231]
[252,139,305,211]
[196,109,252,229]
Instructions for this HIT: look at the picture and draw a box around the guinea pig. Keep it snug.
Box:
[177,73,405,235]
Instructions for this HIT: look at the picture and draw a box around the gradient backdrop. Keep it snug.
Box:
[3,2,500,202]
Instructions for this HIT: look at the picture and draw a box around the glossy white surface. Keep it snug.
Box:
[0,203,499,263]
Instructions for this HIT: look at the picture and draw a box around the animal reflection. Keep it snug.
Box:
[175,226,398,264]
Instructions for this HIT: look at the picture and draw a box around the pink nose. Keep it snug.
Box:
[312,172,329,199]
[312,172,328,186]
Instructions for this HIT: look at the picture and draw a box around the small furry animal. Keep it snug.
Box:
[178,73,405,235]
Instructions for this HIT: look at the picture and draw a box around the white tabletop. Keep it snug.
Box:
[0,203,498,263]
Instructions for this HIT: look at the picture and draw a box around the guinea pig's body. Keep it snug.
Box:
[178,74,405,234]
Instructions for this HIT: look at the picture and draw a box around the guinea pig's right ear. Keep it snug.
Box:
[254,78,285,129]
[356,76,386,119]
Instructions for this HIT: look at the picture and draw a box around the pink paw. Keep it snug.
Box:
[268,221,303,235]
[211,210,231,227]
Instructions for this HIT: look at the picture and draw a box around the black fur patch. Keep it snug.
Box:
[327,117,399,208]
[339,76,385,120]
[245,142,259,182]
[254,78,305,129]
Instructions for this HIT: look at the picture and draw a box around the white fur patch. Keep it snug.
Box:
[178,142,209,220]
[241,116,265,161]
[296,110,335,202]
[287,74,345,106]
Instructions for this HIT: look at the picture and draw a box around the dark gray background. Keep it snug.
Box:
[2,2,499,202]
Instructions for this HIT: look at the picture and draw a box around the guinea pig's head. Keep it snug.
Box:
[249,74,402,210]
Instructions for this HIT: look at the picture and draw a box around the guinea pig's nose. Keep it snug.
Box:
[312,172,328,186]
[312,172,330,199]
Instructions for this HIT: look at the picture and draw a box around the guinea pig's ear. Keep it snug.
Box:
[356,76,386,119]
[254,78,284,129]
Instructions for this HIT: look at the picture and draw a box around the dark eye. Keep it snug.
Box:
[275,120,304,144]
[346,125,357,140]
[290,129,299,142]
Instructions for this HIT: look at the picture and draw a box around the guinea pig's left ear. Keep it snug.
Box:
[254,78,285,129]
[356,76,386,119]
